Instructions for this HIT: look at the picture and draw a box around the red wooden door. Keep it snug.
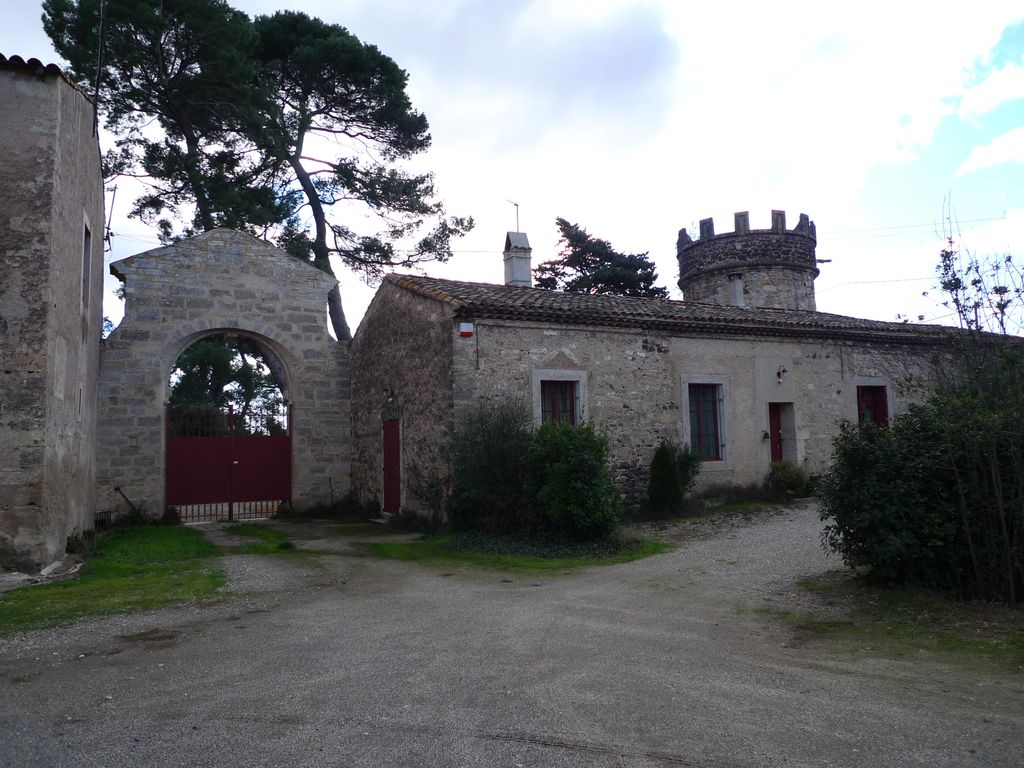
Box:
[768,403,783,462]
[383,418,401,515]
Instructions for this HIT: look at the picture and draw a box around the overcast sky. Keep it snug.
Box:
[3,1,1023,332]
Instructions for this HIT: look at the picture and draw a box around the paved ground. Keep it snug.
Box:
[1,504,1022,767]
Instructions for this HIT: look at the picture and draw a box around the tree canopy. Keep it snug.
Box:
[534,218,669,298]
[43,0,472,339]
[168,336,285,435]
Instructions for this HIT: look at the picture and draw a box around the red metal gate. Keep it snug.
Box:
[166,405,291,523]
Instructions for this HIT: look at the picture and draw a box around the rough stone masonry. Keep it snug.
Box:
[96,229,352,519]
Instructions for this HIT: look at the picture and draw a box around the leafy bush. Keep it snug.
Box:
[450,400,534,534]
[677,444,701,495]
[819,363,1024,604]
[764,460,809,498]
[647,440,701,517]
[526,420,622,540]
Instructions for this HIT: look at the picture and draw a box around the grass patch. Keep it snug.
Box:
[0,526,224,635]
[769,577,1024,671]
[225,523,298,554]
[366,532,673,572]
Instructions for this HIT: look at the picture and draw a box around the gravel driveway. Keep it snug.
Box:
[1,503,1021,767]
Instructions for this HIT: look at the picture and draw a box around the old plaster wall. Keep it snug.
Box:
[350,281,453,517]
[0,62,104,570]
[96,229,350,518]
[453,320,935,507]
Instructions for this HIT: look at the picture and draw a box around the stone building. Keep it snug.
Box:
[0,55,105,570]
[350,213,945,515]
[0,55,954,546]
[97,229,351,518]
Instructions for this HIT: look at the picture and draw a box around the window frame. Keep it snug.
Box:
[855,383,890,427]
[681,374,730,467]
[81,214,93,310]
[531,369,587,427]
[540,379,578,424]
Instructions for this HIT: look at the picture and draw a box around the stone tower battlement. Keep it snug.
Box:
[676,210,819,311]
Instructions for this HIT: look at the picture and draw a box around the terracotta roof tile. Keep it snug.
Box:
[0,53,90,96]
[386,274,955,345]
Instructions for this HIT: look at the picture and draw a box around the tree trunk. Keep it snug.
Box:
[289,151,350,340]
[179,116,216,232]
[328,284,351,341]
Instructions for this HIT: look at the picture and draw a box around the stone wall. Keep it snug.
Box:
[453,319,935,508]
[0,62,104,570]
[681,266,818,311]
[677,211,818,310]
[350,282,454,517]
[96,229,350,518]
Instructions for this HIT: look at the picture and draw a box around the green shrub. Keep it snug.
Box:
[647,440,701,518]
[677,444,701,496]
[450,400,534,534]
[818,411,971,594]
[764,460,809,498]
[526,421,622,540]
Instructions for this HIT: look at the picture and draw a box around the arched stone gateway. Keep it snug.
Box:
[96,229,350,520]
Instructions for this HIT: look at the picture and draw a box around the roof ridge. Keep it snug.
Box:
[384,273,958,343]
[0,53,91,98]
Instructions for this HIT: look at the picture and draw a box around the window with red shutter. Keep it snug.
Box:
[856,385,889,427]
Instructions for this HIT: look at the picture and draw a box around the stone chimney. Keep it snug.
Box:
[503,231,532,287]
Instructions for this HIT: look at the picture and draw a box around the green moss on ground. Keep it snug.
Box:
[765,577,1024,671]
[0,526,224,635]
[366,532,673,572]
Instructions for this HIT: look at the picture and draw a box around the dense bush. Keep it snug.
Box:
[450,400,535,533]
[819,413,962,590]
[819,344,1024,603]
[764,460,809,499]
[647,440,701,517]
[526,421,622,540]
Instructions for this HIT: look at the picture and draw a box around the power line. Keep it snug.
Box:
[827,214,1007,241]
[109,230,508,255]
[816,275,934,293]
[829,214,1006,235]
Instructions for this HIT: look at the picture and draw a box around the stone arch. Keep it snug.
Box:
[96,229,351,519]
[163,327,295,406]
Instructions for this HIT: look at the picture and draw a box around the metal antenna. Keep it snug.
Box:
[104,184,117,252]
[506,200,520,232]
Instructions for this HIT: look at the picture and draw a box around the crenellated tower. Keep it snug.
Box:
[676,210,818,311]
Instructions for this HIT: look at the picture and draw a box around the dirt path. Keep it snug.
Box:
[1,506,1021,767]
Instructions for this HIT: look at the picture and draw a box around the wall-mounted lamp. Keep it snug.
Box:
[384,386,395,403]
[776,366,788,383]
[761,430,770,441]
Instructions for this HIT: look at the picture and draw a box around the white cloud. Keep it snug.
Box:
[960,207,1024,255]
[956,126,1024,176]
[960,60,1024,119]
[4,0,1023,329]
